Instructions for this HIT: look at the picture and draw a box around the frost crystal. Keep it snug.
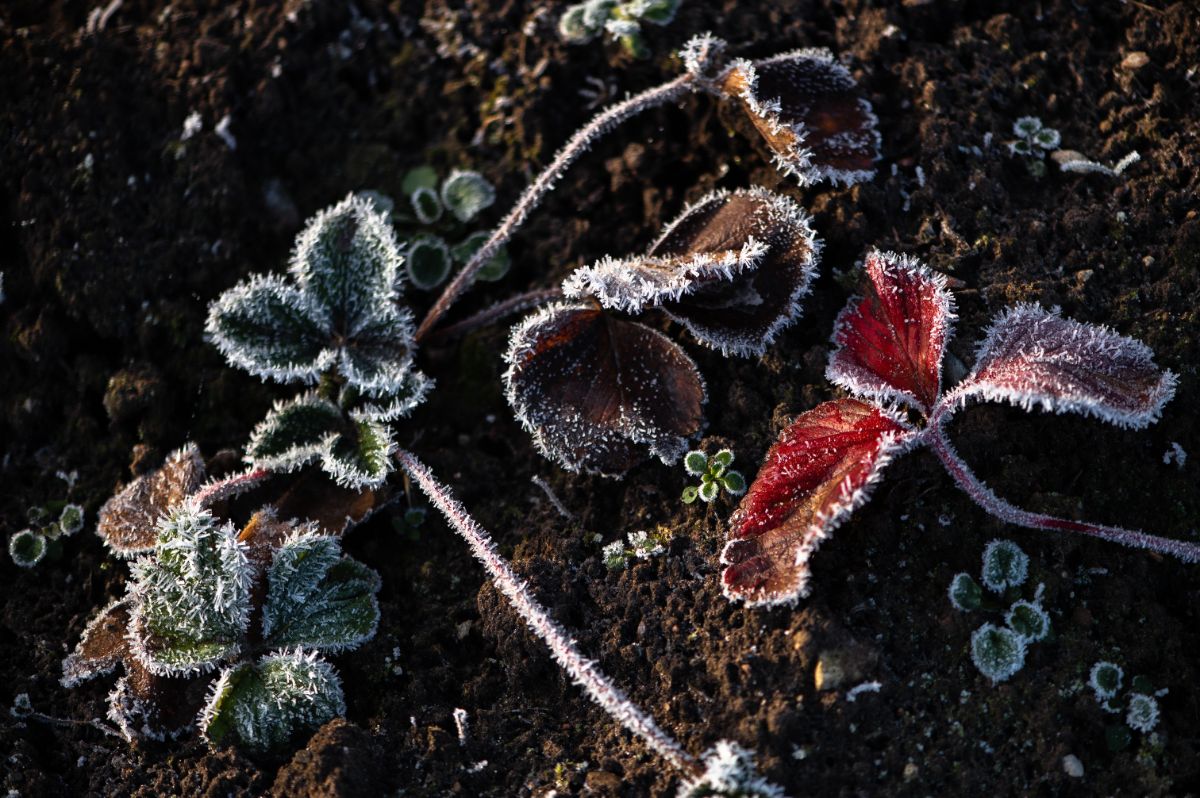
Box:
[970,623,1026,684]
[679,740,786,798]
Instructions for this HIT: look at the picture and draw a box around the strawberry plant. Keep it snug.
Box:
[722,250,1195,606]
[504,187,819,476]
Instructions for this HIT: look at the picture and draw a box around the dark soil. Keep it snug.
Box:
[3,0,1199,795]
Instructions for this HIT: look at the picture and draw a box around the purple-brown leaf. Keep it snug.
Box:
[826,250,957,414]
[945,303,1177,429]
[722,399,913,605]
[719,50,880,186]
[61,599,131,688]
[504,303,705,476]
[96,444,206,557]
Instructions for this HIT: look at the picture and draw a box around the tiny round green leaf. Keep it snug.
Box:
[406,236,452,291]
[948,572,983,612]
[9,529,46,568]
[683,450,708,476]
[440,170,496,223]
[401,165,440,195]
[720,471,746,496]
[698,481,719,503]
[410,186,443,225]
[681,486,699,504]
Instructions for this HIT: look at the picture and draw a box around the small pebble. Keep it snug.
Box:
[1062,754,1084,778]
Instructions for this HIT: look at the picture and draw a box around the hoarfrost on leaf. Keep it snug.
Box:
[980,539,1028,593]
[970,623,1026,684]
[678,740,786,797]
[1089,661,1123,701]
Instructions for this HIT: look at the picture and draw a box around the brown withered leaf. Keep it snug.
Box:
[97,444,206,557]
[61,599,131,688]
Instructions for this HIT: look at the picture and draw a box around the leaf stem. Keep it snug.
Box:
[425,287,564,343]
[394,448,702,777]
[924,422,1200,563]
[415,73,696,342]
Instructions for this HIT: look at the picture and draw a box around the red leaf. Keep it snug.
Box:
[722,399,913,605]
[563,187,820,357]
[97,444,206,557]
[944,304,1177,429]
[826,250,956,414]
[719,50,880,186]
[504,304,705,476]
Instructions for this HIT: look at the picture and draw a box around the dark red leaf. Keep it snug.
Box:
[504,303,705,476]
[719,50,880,186]
[563,188,820,357]
[943,303,1177,429]
[96,444,206,557]
[826,250,956,414]
[722,399,913,605]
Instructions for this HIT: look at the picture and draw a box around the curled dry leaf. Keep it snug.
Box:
[717,49,880,186]
[564,187,821,357]
[945,303,1177,429]
[504,303,705,476]
[826,249,956,413]
[722,398,913,605]
[96,444,206,557]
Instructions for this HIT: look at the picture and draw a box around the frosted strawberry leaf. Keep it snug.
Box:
[288,193,404,334]
[321,418,395,490]
[718,50,880,186]
[826,250,956,414]
[565,188,821,357]
[200,649,345,752]
[504,303,705,476]
[96,444,206,557]
[722,398,913,606]
[246,393,343,473]
[261,527,381,651]
[943,304,1178,429]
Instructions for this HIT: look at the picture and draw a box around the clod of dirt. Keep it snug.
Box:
[269,719,385,798]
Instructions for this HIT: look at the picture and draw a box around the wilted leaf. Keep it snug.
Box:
[722,399,913,605]
[106,657,199,743]
[97,444,207,557]
[719,50,880,186]
[61,599,131,687]
[826,250,956,414]
[201,650,346,752]
[948,304,1177,429]
[272,471,387,536]
[563,188,820,357]
[504,304,705,476]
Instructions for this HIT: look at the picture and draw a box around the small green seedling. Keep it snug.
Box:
[682,449,746,504]
[1006,116,1060,178]
[1088,660,1166,750]
[949,539,1050,684]
[603,527,671,570]
[394,506,427,542]
[367,169,506,291]
[559,0,683,58]
[9,502,86,568]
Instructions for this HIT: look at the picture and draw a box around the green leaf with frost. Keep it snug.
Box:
[684,450,708,476]
[410,187,443,225]
[261,529,381,651]
[558,4,594,42]
[336,305,416,397]
[322,418,395,489]
[289,195,403,332]
[9,529,46,568]
[630,0,680,25]
[698,481,719,503]
[720,471,746,495]
[947,572,982,611]
[205,274,332,384]
[401,165,439,195]
[451,232,510,281]
[440,170,496,223]
[130,506,251,675]
[406,235,452,290]
[201,649,345,752]
[246,393,344,471]
[681,485,699,504]
[350,369,434,423]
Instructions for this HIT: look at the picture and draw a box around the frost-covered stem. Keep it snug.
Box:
[415,73,696,341]
[427,287,564,343]
[923,423,1200,563]
[190,467,273,509]
[395,448,701,777]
